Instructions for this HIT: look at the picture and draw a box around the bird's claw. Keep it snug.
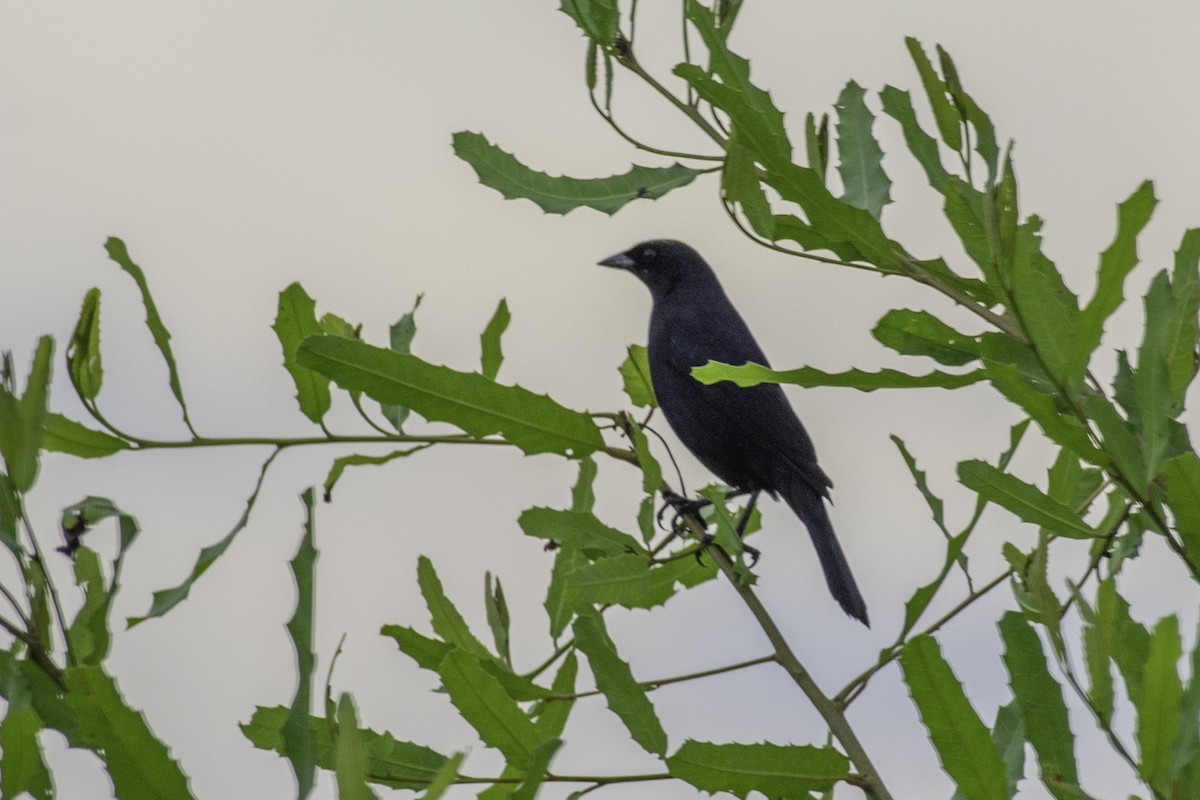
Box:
[740,542,761,567]
[657,491,712,535]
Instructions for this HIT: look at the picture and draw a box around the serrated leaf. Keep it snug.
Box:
[570,456,597,513]
[873,309,979,366]
[417,751,464,800]
[42,413,130,458]
[1163,453,1200,561]
[453,131,700,215]
[835,80,891,219]
[618,344,656,408]
[722,127,775,238]
[692,360,985,391]
[284,489,319,800]
[563,552,714,610]
[1166,229,1200,407]
[480,298,511,381]
[545,547,586,639]
[0,659,52,800]
[667,740,849,798]
[627,420,662,498]
[958,460,1095,539]
[880,85,949,192]
[1136,272,1181,481]
[417,556,496,664]
[1138,616,1183,789]
[558,0,618,44]
[322,446,426,502]
[1000,613,1084,796]
[0,337,52,492]
[103,237,196,436]
[518,508,642,559]
[380,624,452,671]
[1084,394,1147,489]
[274,283,331,425]
[67,287,103,401]
[1007,218,1083,394]
[534,653,577,740]
[905,37,962,151]
[241,706,448,791]
[438,650,542,769]
[510,738,562,800]
[572,610,667,756]
[129,449,279,625]
[66,666,195,800]
[298,336,603,458]
[900,635,1008,800]
[944,178,998,284]
[1075,182,1157,376]
[805,112,829,184]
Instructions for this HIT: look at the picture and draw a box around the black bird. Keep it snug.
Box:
[599,240,868,625]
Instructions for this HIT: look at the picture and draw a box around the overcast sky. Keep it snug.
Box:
[2,2,1199,798]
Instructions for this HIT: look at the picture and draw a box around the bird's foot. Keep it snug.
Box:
[657,490,712,535]
[740,542,761,567]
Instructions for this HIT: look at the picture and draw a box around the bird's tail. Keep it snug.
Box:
[779,479,869,626]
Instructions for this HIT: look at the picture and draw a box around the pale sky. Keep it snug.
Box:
[2,2,1199,798]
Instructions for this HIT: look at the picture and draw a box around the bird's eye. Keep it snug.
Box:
[642,247,656,261]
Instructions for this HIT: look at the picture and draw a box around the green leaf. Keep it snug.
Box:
[991,701,1026,799]
[438,650,542,769]
[680,2,790,170]
[0,659,52,800]
[935,44,1000,183]
[485,572,512,668]
[453,131,700,215]
[519,507,643,559]
[42,413,130,458]
[692,360,985,391]
[381,294,423,433]
[572,610,667,756]
[333,694,379,800]
[380,625,452,671]
[0,473,19,556]
[880,85,949,192]
[1163,452,1200,561]
[618,344,656,408]
[298,336,604,458]
[1166,229,1200,407]
[416,751,464,800]
[274,283,331,425]
[67,287,103,401]
[104,237,196,436]
[1074,182,1158,376]
[834,80,892,219]
[129,449,279,625]
[416,556,497,664]
[534,653,577,740]
[958,460,1095,539]
[999,613,1083,796]
[0,337,53,492]
[1007,218,1083,393]
[563,552,714,610]
[510,738,562,800]
[722,127,775,238]
[666,740,849,797]
[805,111,829,184]
[900,635,1008,800]
[570,456,597,513]
[905,37,962,151]
[1083,394,1147,489]
[1138,616,1183,789]
[558,0,618,44]
[985,360,1110,469]
[322,446,427,502]
[66,666,195,800]
[241,706,448,791]
[67,547,112,665]
[1082,598,1115,726]
[1135,272,1182,481]
[943,178,998,284]
[480,298,511,381]
[284,489,319,800]
[1170,617,1200,781]
[1097,579,1151,707]
[627,420,662,502]
[544,547,585,639]
[873,309,979,367]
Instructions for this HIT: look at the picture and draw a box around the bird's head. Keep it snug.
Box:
[597,239,713,299]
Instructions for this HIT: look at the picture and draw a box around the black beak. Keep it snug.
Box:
[598,252,635,270]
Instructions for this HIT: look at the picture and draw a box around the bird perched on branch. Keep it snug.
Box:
[598,240,868,625]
